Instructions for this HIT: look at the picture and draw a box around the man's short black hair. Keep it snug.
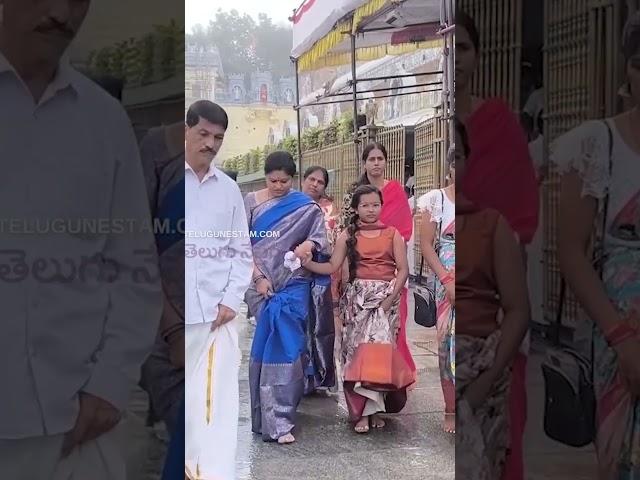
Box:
[186,100,229,130]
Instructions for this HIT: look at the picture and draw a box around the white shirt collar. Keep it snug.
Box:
[0,49,76,98]
[185,160,219,183]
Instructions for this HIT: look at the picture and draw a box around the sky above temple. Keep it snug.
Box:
[186,0,300,30]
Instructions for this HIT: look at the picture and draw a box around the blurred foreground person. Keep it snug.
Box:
[0,1,162,478]
[455,118,530,479]
[553,12,640,478]
[138,121,185,478]
[456,10,538,478]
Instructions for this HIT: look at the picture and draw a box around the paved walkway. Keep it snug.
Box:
[235,294,455,480]
[124,305,600,479]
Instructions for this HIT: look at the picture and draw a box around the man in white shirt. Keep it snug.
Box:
[184,100,253,480]
[0,1,162,478]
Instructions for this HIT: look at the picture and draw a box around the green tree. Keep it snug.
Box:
[249,147,262,173]
[319,118,339,146]
[301,127,321,151]
[253,13,294,79]
[338,111,355,142]
[194,10,256,75]
[239,153,251,175]
[281,136,299,160]
[187,9,293,81]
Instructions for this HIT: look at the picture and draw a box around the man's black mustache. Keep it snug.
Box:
[34,23,74,38]
[200,147,214,153]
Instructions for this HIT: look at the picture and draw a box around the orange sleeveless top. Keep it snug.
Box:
[355,226,397,281]
[456,208,502,337]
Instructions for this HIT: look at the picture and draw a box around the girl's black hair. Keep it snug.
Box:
[456,10,480,52]
[346,185,383,283]
[303,166,329,188]
[352,142,388,190]
[264,151,297,176]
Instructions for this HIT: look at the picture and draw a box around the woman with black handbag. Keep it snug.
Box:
[553,12,640,478]
[418,145,456,433]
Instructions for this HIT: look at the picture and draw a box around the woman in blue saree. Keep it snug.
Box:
[244,151,332,444]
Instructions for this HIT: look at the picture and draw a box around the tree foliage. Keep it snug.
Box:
[188,9,293,80]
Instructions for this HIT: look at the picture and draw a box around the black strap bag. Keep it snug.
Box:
[540,120,612,447]
[414,190,445,328]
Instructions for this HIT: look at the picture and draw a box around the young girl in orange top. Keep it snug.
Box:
[302,184,412,433]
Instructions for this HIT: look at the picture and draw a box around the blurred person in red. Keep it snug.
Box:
[456,9,539,480]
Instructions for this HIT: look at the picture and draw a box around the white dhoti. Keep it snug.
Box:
[185,319,241,480]
[0,423,125,480]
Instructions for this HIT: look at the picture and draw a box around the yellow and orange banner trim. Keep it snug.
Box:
[297,0,442,72]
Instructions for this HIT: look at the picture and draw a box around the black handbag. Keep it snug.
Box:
[541,120,612,447]
[414,256,437,327]
[414,190,445,328]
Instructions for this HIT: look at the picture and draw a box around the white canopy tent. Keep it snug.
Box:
[289,0,454,180]
[291,0,444,72]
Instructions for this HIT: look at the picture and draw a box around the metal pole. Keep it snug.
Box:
[297,88,443,108]
[448,0,454,147]
[348,71,443,83]
[308,80,443,100]
[439,0,454,186]
[350,33,359,161]
[293,56,303,190]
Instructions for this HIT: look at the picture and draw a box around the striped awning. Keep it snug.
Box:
[294,0,442,72]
